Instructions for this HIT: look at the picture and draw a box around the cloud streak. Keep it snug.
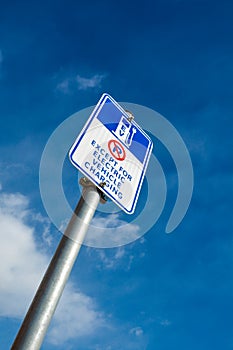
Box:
[76,74,106,90]
[84,213,140,247]
[129,326,144,336]
[56,73,106,94]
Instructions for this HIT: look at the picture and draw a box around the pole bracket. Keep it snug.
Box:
[125,110,134,123]
[79,177,107,204]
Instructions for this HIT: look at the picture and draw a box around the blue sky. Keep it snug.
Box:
[0,0,233,349]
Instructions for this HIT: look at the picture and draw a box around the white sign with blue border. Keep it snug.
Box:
[69,93,153,214]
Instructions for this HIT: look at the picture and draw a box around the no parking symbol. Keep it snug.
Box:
[108,139,126,161]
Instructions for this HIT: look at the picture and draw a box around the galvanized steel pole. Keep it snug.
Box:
[11,180,102,350]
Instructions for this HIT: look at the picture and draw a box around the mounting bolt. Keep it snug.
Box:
[125,110,134,122]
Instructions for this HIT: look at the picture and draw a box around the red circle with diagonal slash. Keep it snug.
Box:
[108,139,126,161]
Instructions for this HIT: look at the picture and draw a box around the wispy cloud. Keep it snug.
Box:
[0,189,107,344]
[129,326,144,336]
[85,213,140,247]
[86,221,146,272]
[56,78,70,94]
[96,247,126,270]
[76,74,106,90]
[56,73,106,94]
[95,248,135,271]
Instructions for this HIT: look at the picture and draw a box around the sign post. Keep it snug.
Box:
[11,180,104,350]
[11,94,153,349]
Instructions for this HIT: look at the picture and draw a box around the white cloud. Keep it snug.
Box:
[94,346,112,350]
[48,284,106,345]
[85,214,140,247]
[96,247,126,270]
[0,190,106,344]
[56,78,70,94]
[93,247,135,271]
[0,192,48,317]
[56,72,106,94]
[84,214,146,270]
[76,74,106,90]
[0,192,29,219]
[129,326,144,336]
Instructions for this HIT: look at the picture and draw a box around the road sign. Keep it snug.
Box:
[69,93,153,214]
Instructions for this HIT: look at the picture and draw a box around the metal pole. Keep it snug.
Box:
[11,180,102,350]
